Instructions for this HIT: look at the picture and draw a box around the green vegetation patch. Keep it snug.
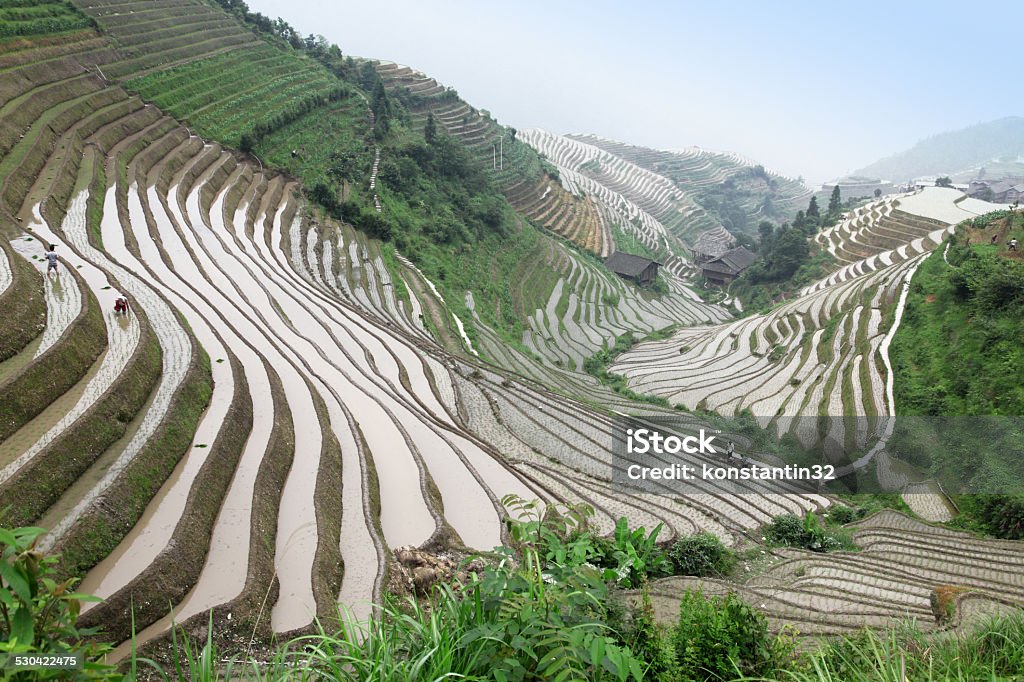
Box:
[893,214,1024,416]
[583,329,674,407]
[56,345,213,580]
[890,212,1024,531]
[254,96,369,190]
[0,0,92,40]
[126,45,345,148]
[0,242,46,363]
[762,510,857,552]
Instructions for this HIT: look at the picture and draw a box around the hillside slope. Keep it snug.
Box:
[890,209,1024,498]
[857,116,1024,180]
[612,188,1009,453]
[3,0,1022,663]
[0,0,826,653]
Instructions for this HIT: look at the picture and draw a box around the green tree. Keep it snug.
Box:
[827,184,842,215]
[792,210,807,233]
[766,226,809,280]
[358,60,379,90]
[757,221,775,248]
[672,590,785,680]
[807,195,820,218]
[936,176,953,188]
[874,188,883,198]
[424,112,437,144]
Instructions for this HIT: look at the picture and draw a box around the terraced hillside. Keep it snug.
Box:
[368,60,730,376]
[522,129,727,258]
[638,510,1024,636]
[516,130,815,280]
[804,187,1012,296]
[3,0,1021,661]
[611,188,1009,462]
[0,0,831,655]
[571,134,814,222]
[373,61,613,257]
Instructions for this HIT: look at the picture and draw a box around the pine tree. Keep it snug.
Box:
[371,80,390,120]
[828,185,841,215]
[793,210,806,231]
[424,113,437,144]
[807,196,820,218]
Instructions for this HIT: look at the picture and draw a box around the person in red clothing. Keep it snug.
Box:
[113,294,130,316]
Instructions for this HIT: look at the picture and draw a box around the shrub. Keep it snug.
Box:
[826,504,861,525]
[968,494,1024,540]
[502,495,671,588]
[667,532,736,577]
[763,512,850,552]
[623,587,678,682]
[671,589,786,680]
[0,526,115,678]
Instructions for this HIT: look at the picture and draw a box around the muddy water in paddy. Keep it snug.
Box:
[263,210,511,548]
[204,187,379,623]
[185,187,327,631]
[159,178,328,631]
[9,233,83,359]
[0,206,141,484]
[100,170,324,643]
[145,176,277,617]
[39,187,192,551]
[0,335,43,383]
[221,191,435,548]
[78,182,237,604]
[265,211,504,549]
[0,246,10,294]
[194,173,499,606]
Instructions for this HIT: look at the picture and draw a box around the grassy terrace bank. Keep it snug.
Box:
[0,239,46,361]
[0,264,105,443]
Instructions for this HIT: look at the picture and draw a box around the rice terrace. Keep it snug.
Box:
[1,1,1023,680]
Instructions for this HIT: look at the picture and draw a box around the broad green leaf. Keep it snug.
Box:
[11,606,34,646]
[0,528,17,547]
[0,562,31,604]
[589,636,606,666]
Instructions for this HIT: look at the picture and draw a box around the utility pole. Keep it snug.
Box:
[492,143,496,170]
[499,134,503,171]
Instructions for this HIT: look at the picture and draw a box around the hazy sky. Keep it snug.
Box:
[246,0,1022,183]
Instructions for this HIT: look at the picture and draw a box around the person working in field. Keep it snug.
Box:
[44,244,59,277]
[1010,238,1018,252]
[114,294,130,316]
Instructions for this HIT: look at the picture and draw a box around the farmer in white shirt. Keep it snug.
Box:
[44,244,59,277]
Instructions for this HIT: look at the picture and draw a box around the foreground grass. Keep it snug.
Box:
[738,615,1024,682]
[4,502,1024,681]
[117,605,1024,682]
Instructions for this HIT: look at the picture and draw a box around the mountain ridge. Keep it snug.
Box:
[855,116,1024,181]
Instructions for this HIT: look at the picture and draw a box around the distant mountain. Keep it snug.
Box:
[856,116,1024,181]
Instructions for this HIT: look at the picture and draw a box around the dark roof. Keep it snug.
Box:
[604,252,660,277]
[702,246,757,276]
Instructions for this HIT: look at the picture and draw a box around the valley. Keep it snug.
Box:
[0,1,1022,678]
